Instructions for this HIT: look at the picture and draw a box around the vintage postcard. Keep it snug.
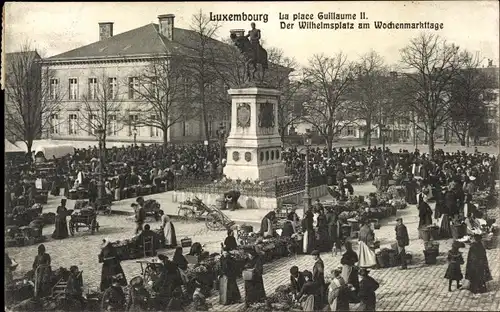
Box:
[3,1,500,312]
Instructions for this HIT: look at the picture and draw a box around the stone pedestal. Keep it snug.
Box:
[223,87,285,181]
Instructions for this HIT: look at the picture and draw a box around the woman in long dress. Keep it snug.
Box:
[32,244,52,297]
[340,241,360,302]
[219,248,241,305]
[465,234,492,294]
[358,220,377,268]
[327,268,350,311]
[316,208,330,252]
[172,247,188,285]
[161,213,177,248]
[52,199,69,239]
[302,210,316,254]
[243,250,266,308]
[99,239,127,291]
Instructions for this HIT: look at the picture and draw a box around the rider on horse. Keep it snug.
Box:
[246,23,261,59]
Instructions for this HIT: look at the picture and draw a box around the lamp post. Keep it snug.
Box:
[380,124,388,163]
[133,126,138,147]
[216,123,226,176]
[96,125,105,203]
[303,129,312,214]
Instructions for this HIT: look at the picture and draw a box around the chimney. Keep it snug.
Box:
[158,14,175,40]
[99,22,114,41]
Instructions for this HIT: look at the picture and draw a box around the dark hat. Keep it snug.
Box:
[311,250,320,256]
[396,218,403,222]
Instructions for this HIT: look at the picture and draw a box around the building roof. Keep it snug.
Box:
[48,23,231,61]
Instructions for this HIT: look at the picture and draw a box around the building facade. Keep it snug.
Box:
[43,14,234,145]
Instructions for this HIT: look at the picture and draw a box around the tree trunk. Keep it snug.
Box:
[163,130,169,146]
[466,127,470,147]
[365,121,372,148]
[428,129,435,159]
[27,141,33,165]
[326,138,333,159]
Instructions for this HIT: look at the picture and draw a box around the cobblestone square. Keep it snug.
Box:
[6,182,500,311]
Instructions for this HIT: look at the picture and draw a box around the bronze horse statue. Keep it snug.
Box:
[230,33,268,81]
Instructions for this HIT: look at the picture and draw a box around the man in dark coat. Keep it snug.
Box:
[395,218,409,269]
[358,268,379,311]
[289,266,305,297]
[311,250,325,306]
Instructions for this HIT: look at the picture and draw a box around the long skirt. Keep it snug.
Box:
[358,241,377,268]
[301,294,315,311]
[219,275,241,305]
[163,222,178,247]
[52,216,69,239]
[303,229,316,254]
[439,214,452,239]
[244,276,266,304]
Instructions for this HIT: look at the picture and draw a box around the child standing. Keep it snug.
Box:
[444,241,464,291]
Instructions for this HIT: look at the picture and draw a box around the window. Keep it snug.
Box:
[88,114,97,135]
[109,115,117,136]
[151,78,159,98]
[88,78,97,100]
[128,114,139,136]
[108,77,117,99]
[183,77,190,98]
[488,107,498,119]
[347,126,355,136]
[50,114,60,134]
[68,114,78,135]
[150,115,160,137]
[69,78,78,100]
[128,77,139,99]
[49,79,59,100]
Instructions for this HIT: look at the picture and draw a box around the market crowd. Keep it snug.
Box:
[4,145,498,312]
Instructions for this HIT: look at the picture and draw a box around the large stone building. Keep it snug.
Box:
[43,14,237,145]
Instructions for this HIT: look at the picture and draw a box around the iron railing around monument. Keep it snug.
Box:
[275,174,327,198]
[174,171,327,199]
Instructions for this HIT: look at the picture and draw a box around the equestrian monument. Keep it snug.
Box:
[223,27,285,181]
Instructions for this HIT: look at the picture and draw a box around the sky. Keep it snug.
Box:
[3,1,499,68]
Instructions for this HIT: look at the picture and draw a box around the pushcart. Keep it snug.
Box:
[68,209,100,235]
[136,259,164,285]
[178,197,235,231]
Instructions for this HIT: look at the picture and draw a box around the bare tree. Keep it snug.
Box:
[78,71,127,150]
[349,51,393,147]
[4,43,63,159]
[302,53,356,158]
[266,47,303,143]
[182,10,222,143]
[130,56,194,145]
[448,52,491,146]
[399,33,466,158]
[209,38,247,116]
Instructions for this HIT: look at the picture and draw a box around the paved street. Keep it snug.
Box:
[6,182,500,311]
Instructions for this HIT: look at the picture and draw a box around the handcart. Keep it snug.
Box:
[68,208,100,235]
